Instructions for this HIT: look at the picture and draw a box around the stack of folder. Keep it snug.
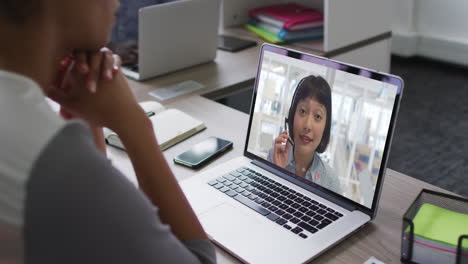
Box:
[246,3,324,44]
[405,203,468,263]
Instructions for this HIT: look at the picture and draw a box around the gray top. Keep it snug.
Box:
[267,148,342,194]
[24,121,216,264]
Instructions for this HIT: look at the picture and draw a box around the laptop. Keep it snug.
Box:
[180,44,404,264]
[122,0,220,81]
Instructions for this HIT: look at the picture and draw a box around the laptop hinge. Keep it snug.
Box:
[251,159,357,212]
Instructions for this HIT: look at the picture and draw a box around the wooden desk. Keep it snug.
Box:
[108,94,456,264]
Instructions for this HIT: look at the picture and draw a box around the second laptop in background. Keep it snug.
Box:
[123,0,220,81]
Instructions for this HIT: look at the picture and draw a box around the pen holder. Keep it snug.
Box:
[401,189,468,264]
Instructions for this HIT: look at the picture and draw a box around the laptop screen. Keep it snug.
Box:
[246,45,403,210]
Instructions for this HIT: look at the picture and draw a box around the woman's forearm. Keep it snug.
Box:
[90,126,107,155]
[115,114,207,241]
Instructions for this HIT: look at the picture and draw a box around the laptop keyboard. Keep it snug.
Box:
[207,167,344,239]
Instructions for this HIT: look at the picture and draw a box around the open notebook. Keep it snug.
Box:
[104,101,206,151]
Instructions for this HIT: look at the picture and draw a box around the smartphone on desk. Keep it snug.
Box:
[218,35,257,52]
[174,137,233,169]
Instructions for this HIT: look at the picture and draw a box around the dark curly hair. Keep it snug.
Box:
[0,0,37,24]
[287,75,332,153]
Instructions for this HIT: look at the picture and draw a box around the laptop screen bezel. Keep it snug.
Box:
[243,44,404,218]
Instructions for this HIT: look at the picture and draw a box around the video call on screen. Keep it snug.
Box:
[247,51,398,208]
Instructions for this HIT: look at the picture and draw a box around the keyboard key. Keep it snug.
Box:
[239,182,248,188]
[303,196,311,201]
[251,189,259,194]
[313,215,324,221]
[335,212,344,217]
[283,224,292,230]
[291,217,300,224]
[236,168,244,173]
[225,190,237,197]
[267,213,280,221]
[255,198,264,204]
[324,213,339,221]
[283,213,293,220]
[223,181,233,187]
[213,183,224,189]
[245,185,254,191]
[219,186,230,193]
[277,196,286,201]
[316,223,328,229]
[308,219,319,226]
[268,205,278,212]
[287,194,297,200]
[236,188,245,193]
[302,201,312,207]
[310,200,318,205]
[262,202,271,208]
[223,174,235,181]
[291,227,303,234]
[280,190,290,196]
[276,210,285,216]
[230,171,241,177]
[322,219,332,225]
[234,179,242,185]
[298,222,318,234]
[258,193,268,199]
[301,215,311,222]
[234,194,270,216]
[319,204,327,209]
[291,203,301,209]
[298,206,308,213]
[248,194,258,200]
[293,212,304,218]
[279,204,288,210]
[284,199,294,205]
[242,190,251,196]
[216,177,227,183]
[239,176,248,181]
[286,208,296,214]
[306,211,316,217]
[316,209,327,215]
[208,180,218,186]
[326,208,335,213]
[272,200,281,206]
[270,192,279,198]
[294,197,304,203]
[310,205,319,211]
[296,192,304,198]
[265,197,274,202]
[299,233,308,239]
[276,218,287,225]
[244,178,253,184]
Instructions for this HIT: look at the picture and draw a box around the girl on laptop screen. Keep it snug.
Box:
[268,75,342,194]
[0,0,214,263]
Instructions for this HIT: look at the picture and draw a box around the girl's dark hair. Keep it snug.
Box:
[287,75,332,153]
[0,1,36,24]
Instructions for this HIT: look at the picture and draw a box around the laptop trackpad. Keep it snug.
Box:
[199,203,265,259]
